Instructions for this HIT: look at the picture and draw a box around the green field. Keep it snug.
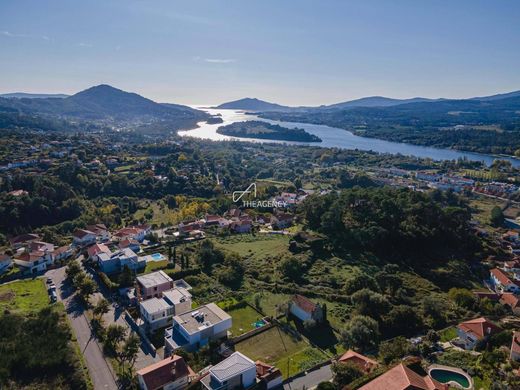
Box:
[0,278,50,314]
[235,326,326,377]
[227,305,265,337]
[439,326,458,342]
[215,234,291,261]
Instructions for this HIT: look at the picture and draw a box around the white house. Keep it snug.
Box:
[98,248,145,274]
[164,303,232,355]
[72,229,96,247]
[52,245,73,262]
[457,317,502,350]
[490,268,520,294]
[201,352,257,390]
[13,251,48,274]
[137,355,194,390]
[140,287,192,332]
[86,224,111,242]
[289,294,324,323]
[28,241,55,266]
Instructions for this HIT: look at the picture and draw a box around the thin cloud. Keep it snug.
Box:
[78,42,93,48]
[204,58,236,64]
[1,30,50,41]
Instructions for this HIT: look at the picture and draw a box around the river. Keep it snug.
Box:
[178,108,520,167]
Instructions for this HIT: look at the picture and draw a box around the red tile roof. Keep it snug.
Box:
[491,268,515,286]
[136,355,193,390]
[73,229,95,239]
[87,243,110,257]
[9,233,40,246]
[359,363,448,390]
[457,317,502,340]
[291,294,317,314]
[338,350,379,372]
[500,293,520,309]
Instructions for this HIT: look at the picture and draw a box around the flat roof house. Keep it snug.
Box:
[201,352,257,390]
[140,287,192,333]
[164,303,232,355]
[137,270,174,300]
[136,355,194,390]
[98,248,144,274]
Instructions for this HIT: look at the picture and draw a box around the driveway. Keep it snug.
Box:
[46,266,119,390]
[283,364,333,390]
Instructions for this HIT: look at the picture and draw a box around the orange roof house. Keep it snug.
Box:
[338,350,379,373]
[359,363,448,390]
[136,355,194,390]
[457,317,502,340]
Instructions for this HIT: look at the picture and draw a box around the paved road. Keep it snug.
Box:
[46,266,119,390]
[283,364,333,390]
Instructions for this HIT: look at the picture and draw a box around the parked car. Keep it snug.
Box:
[46,277,53,284]
[50,290,57,302]
[48,284,56,292]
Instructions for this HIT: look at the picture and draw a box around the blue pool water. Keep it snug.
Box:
[150,253,165,261]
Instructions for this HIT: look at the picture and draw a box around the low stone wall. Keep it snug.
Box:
[124,310,157,356]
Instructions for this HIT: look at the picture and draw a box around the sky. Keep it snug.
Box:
[0,0,519,106]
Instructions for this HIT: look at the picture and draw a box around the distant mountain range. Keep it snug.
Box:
[0,92,70,99]
[216,90,520,112]
[0,85,208,123]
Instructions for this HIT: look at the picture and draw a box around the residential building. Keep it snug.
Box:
[52,245,73,261]
[86,223,111,242]
[13,251,47,273]
[490,268,520,293]
[164,303,232,355]
[500,293,520,315]
[270,213,293,229]
[9,233,40,249]
[87,243,112,262]
[136,355,194,390]
[289,294,324,323]
[201,352,257,390]
[456,317,502,350]
[118,238,141,253]
[359,363,448,390]
[140,287,192,332]
[255,361,283,390]
[72,228,96,247]
[511,332,520,362]
[0,254,12,275]
[338,350,379,373]
[230,219,252,233]
[113,226,148,242]
[98,248,145,274]
[137,270,174,300]
[27,241,55,265]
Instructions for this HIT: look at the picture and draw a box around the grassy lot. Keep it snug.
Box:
[0,278,50,314]
[141,259,170,274]
[439,326,458,342]
[227,305,265,337]
[215,234,291,261]
[235,326,326,377]
[246,291,291,317]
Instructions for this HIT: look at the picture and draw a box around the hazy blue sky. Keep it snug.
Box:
[1,0,519,105]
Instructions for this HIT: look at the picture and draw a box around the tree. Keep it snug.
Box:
[120,333,140,369]
[316,382,335,390]
[93,298,110,321]
[279,257,304,281]
[332,362,363,388]
[66,260,82,281]
[344,274,378,294]
[78,277,96,305]
[118,265,133,288]
[378,336,412,364]
[104,324,126,356]
[490,206,504,227]
[340,315,380,352]
[383,305,423,337]
[351,289,390,319]
[448,288,476,310]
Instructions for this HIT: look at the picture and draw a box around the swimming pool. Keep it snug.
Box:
[150,253,165,262]
[429,366,471,389]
